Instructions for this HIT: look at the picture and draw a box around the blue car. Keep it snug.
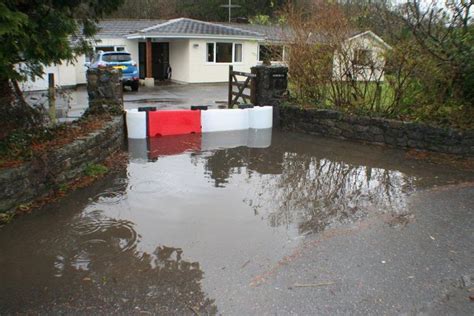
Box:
[90,51,140,91]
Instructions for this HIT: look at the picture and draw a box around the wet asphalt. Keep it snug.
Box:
[231,184,474,315]
[23,82,229,121]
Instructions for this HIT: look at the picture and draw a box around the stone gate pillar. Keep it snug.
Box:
[251,65,288,127]
[86,68,123,115]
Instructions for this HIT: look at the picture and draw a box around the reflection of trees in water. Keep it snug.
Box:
[201,146,414,235]
[0,210,217,315]
[265,153,414,234]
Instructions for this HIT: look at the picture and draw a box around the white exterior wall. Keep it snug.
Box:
[333,34,387,82]
[20,61,79,92]
[75,54,87,85]
[22,37,140,91]
[169,40,190,82]
[95,38,139,62]
[187,39,260,83]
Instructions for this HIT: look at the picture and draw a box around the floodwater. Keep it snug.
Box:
[0,130,472,314]
[23,83,228,123]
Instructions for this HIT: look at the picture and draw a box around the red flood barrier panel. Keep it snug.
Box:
[148,134,202,159]
[148,110,201,137]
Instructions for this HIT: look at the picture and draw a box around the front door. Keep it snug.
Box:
[138,42,170,80]
[152,43,169,80]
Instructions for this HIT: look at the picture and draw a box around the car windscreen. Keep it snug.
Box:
[102,53,131,62]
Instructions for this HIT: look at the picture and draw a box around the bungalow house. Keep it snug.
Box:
[21,18,390,91]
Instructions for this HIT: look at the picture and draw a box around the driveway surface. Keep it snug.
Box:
[24,82,229,122]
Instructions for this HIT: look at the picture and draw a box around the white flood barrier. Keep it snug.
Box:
[126,109,147,139]
[201,130,249,151]
[248,106,273,129]
[125,106,273,139]
[247,128,272,148]
[127,139,149,162]
[201,109,250,132]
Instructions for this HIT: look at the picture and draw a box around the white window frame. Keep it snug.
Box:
[233,43,243,63]
[206,42,215,63]
[206,42,243,64]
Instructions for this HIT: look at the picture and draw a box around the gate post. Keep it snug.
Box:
[86,68,124,115]
[228,65,233,108]
[250,67,257,105]
[251,65,288,127]
[48,73,56,125]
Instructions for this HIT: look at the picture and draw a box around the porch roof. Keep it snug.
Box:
[126,18,265,40]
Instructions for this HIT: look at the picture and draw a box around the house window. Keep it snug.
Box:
[234,44,242,62]
[354,49,372,66]
[95,46,126,53]
[206,42,243,63]
[96,46,115,52]
[88,46,126,62]
[216,43,233,63]
[259,45,284,62]
[207,43,215,62]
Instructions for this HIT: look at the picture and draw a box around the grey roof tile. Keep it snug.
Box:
[96,19,166,38]
[128,18,265,39]
[94,19,383,46]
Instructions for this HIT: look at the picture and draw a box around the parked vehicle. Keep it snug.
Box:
[89,51,140,91]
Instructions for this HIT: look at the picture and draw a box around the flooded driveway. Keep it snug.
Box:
[24,83,228,122]
[0,131,473,314]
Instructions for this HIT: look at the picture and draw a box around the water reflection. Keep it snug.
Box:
[265,156,412,234]
[128,130,461,236]
[195,132,422,234]
[1,130,471,314]
[0,174,217,315]
[127,128,273,162]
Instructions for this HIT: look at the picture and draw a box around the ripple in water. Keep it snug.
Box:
[129,180,163,194]
[93,191,127,204]
[72,213,139,253]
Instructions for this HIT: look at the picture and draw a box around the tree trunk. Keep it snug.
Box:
[0,76,43,140]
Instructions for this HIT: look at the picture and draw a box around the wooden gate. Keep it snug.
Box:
[228,65,256,108]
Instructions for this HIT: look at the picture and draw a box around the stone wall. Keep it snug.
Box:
[0,116,124,213]
[87,68,123,114]
[280,106,474,155]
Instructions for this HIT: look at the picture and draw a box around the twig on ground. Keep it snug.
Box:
[293,281,335,288]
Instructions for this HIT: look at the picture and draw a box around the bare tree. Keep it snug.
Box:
[400,0,474,104]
